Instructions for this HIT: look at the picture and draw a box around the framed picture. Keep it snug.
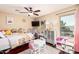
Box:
[6,16,14,25]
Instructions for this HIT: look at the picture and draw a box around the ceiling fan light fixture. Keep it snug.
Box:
[28,13,33,15]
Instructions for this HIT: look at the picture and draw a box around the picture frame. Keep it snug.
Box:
[6,16,14,25]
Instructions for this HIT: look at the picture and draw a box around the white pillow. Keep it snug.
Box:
[0,32,5,38]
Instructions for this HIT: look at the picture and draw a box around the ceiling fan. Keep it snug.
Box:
[19,7,40,16]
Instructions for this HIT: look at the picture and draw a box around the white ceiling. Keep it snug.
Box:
[0,4,74,17]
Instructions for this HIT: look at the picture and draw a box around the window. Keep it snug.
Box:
[60,14,74,38]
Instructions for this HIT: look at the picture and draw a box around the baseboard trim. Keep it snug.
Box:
[46,42,70,54]
[59,50,69,54]
[46,42,56,48]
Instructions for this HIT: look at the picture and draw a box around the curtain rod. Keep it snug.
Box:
[56,9,75,15]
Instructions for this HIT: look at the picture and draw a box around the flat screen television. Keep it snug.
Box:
[32,21,40,27]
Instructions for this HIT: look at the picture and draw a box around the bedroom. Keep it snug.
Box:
[0,4,79,54]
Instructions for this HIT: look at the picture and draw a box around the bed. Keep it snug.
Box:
[0,32,34,51]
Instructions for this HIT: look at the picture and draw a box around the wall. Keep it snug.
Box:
[0,12,32,31]
[37,13,60,38]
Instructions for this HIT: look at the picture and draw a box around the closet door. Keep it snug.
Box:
[50,31,54,44]
[46,31,54,45]
[47,31,51,43]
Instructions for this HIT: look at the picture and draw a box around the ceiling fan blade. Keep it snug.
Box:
[34,10,40,12]
[24,7,30,11]
[19,12,28,13]
[33,13,39,16]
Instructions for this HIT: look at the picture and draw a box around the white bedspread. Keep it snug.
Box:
[0,33,34,50]
[0,38,10,51]
[6,33,33,49]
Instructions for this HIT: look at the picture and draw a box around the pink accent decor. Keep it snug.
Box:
[74,10,79,52]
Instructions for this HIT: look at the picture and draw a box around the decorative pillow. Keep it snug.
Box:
[18,28,23,33]
[4,30,12,35]
[0,32,5,38]
[11,28,17,33]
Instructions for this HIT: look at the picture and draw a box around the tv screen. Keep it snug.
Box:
[32,21,40,27]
